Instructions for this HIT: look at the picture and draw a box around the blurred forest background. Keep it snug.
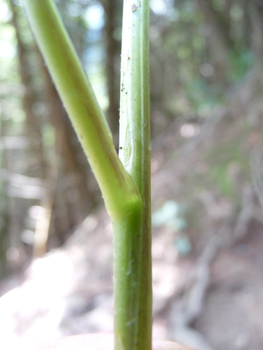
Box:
[1,0,263,349]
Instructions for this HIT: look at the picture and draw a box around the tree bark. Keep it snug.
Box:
[102,0,121,144]
[197,0,234,52]
[9,0,46,179]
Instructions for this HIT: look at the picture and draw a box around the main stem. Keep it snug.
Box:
[114,1,152,350]
[21,1,152,350]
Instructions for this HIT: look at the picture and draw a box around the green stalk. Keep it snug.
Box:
[21,0,140,221]
[21,1,152,350]
[115,1,152,350]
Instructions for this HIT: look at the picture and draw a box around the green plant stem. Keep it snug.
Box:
[115,0,152,350]
[21,0,140,221]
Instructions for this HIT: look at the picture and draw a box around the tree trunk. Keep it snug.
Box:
[40,59,97,238]
[102,0,121,144]
[9,0,46,179]
[197,0,234,52]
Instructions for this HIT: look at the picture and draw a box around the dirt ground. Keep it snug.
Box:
[195,222,263,350]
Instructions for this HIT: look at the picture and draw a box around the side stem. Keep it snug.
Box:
[21,0,140,221]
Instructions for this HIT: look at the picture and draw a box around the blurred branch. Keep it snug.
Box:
[250,143,263,210]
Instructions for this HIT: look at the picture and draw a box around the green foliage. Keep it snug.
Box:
[152,200,191,256]
[0,23,16,81]
[153,200,191,256]
[152,200,187,231]
[186,78,225,112]
[174,235,191,256]
[42,124,55,148]
[228,50,255,83]
[206,136,250,199]
[209,162,237,198]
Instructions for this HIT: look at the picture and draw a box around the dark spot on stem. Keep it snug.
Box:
[132,3,137,12]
